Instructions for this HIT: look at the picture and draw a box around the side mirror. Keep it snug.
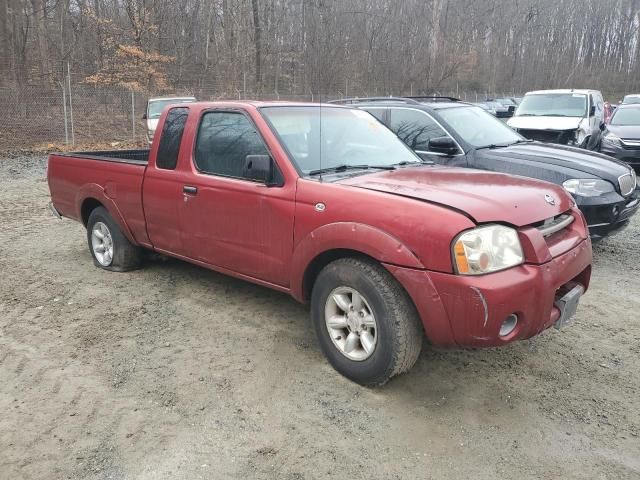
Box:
[599,122,606,131]
[589,105,596,117]
[243,155,281,186]
[428,136,459,156]
[142,113,147,120]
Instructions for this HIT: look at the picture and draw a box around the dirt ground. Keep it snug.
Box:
[1,154,639,480]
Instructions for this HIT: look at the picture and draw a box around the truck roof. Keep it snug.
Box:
[159,100,352,109]
[148,96,196,102]
[524,89,601,96]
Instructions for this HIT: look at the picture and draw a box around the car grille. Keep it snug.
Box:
[517,129,574,144]
[621,139,640,150]
[619,170,637,196]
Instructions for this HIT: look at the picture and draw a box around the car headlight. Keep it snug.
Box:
[453,225,524,275]
[602,132,622,145]
[562,178,614,197]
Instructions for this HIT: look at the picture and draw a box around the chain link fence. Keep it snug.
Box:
[0,82,522,151]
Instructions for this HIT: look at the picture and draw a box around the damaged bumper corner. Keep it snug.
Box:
[48,202,62,219]
[384,239,592,348]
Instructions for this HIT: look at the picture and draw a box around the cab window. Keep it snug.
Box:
[156,107,189,170]
[194,111,270,180]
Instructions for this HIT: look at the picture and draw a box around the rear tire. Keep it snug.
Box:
[311,258,423,386]
[86,207,142,272]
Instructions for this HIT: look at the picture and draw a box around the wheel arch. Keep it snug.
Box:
[76,184,138,245]
[290,222,424,303]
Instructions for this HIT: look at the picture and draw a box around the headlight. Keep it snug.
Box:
[563,178,614,197]
[602,132,622,145]
[453,225,524,275]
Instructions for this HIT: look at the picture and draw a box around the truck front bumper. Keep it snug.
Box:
[385,238,592,348]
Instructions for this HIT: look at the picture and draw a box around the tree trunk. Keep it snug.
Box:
[251,0,262,92]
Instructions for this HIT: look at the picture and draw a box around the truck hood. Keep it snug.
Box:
[508,116,583,131]
[337,165,572,227]
[474,142,632,185]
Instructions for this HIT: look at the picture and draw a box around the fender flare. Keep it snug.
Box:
[290,222,424,301]
[75,183,138,245]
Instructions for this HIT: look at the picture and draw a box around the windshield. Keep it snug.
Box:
[260,106,420,174]
[622,95,640,105]
[438,106,522,148]
[610,108,640,126]
[516,93,587,117]
[148,98,195,119]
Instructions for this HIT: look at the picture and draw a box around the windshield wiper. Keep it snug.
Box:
[393,160,426,166]
[475,143,511,150]
[308,164,396,176]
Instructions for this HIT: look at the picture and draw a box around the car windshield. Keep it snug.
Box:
[260,106,420,174]
[516,93,587,117]
[438,106,523,148]
[148,98,194,119]
[610,108,640,126]
[622,95,640,105]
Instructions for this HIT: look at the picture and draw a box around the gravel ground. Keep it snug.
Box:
[1,154,639,480]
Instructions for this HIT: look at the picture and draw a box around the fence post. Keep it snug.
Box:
[67,62,75,145]
[131,90,136,141]
[61,82,69,145]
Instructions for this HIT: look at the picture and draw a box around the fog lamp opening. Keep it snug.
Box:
[499,314,519,337]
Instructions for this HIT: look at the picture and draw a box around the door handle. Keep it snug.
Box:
[183,185,198,194]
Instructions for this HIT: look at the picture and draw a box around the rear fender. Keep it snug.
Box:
[290,222,424,301]
[75,183,138,245]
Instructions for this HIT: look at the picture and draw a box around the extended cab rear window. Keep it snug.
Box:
[156,107,189,170]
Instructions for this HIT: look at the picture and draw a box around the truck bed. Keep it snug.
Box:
[54,149,150,165]
[48,150,149,245]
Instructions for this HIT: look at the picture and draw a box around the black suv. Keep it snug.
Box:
[333,96,639,240]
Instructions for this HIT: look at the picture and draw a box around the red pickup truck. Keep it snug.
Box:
[48,101,592,386]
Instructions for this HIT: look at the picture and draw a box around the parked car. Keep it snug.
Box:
[333,96,639,241]
[621,94,640,105]
[603,101,615,124]
[473,102,497,116]
[48,101,592,386]
[492,97,518,116]
[508,89,605,149]
[143,96,196,143]
[484,100,512,118]
[598,103,640,172]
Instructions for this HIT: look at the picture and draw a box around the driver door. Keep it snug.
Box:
[179,109,295,286]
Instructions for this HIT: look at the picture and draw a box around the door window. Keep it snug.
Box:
[156,107,189,170]
[363,108,387,123]
[389,108,448,151]
[194,111,269,179]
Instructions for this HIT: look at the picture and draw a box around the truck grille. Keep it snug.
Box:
[536,213,574,237]
[619,170,637,196]
[517,129,574,145]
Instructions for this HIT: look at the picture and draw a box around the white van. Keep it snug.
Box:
[508,89,604,149]
[143,96,196,143]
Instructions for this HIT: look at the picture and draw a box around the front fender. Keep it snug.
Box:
[75,183,138,245]
[290,222,424,301]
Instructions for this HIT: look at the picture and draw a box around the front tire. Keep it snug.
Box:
[86,207,142,272]
[311,258,423,386]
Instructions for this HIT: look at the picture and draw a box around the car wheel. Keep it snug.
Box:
[311,257,423,386]
[86,206,142,272]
